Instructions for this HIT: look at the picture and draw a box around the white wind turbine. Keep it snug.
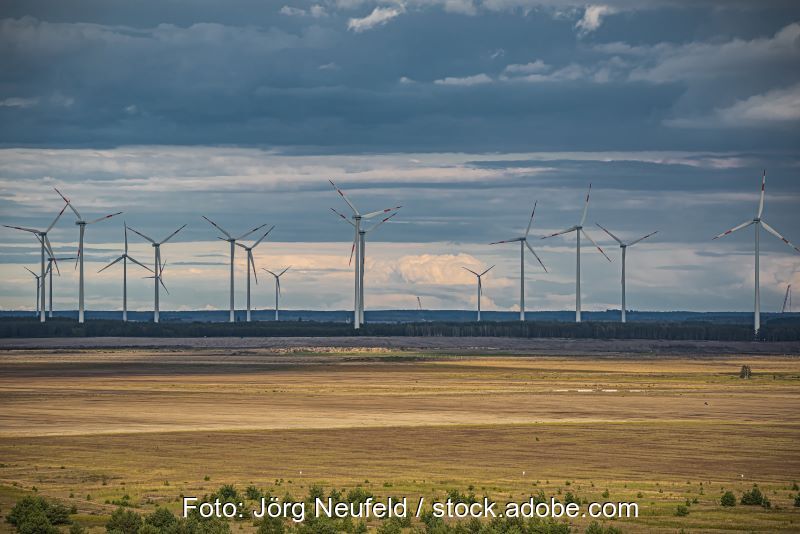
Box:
[43,246,77,319]
[262,267,290,321]
[463,265,494,322]
[781,264,798,314]
[203,216,268,323]
[24,267,43,317]
[713,171,800,333]
[54,188,122,324]
[3,202,68,322]
[595,224,657,323]
[127,224,186,323]
[490,201,547,321]
[541,184,611,322]
[329,179,401,329]
[236,226,274,322]
[98,224,153,321]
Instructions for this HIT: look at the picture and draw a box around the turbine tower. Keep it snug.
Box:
[595,224,657,323]
[541,184,610,322]
[329,179,400,329]
[262,267,290,321]
[202,216,268,323]
[3,202,68,322]
[55,188,122,324]
[490,201,547,321]
[127,224,186,323]
[783,283,792,313]
[24,267,43,317]
[236,226,274,322]
[98,224,153,321]
[463,265,494,322]
[713,171,800,334]
[43,247,77,319]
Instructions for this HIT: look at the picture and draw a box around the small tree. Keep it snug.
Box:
[675,505,689,516]
[739,365,752,379]
[720,491,736,507]
[106,507,141,534]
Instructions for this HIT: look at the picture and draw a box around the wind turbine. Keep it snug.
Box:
[54,188,122,324]
[127,224,186,323]
[490,201,547,321]
[98,224,153,321]
[43,247,77,319]
[329,179,401,329]
[463,265,494,322]
[595,224,657,323]
[3,202,68,322]
[262,267,290,321]
[713,171,800,334]
[541,184,610,322]
[24,267,43,317]
[236,226,274,322]
[202,216,268,323]
[782,283,792,313]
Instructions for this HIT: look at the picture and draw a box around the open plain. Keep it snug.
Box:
[1,338,799,532]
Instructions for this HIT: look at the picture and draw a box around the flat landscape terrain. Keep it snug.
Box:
[0,339,799,532]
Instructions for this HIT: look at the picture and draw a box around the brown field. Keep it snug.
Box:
[0,341,799,532]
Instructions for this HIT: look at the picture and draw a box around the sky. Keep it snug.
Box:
[0,0,799,314]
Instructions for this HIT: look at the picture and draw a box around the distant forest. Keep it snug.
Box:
[2,317,799,341]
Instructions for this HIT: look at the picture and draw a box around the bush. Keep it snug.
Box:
[794,494,800,508]
[6,496,71,533]
[144,507,177,530]
[106,507,142,534]
[740,485,770,507]
[675,505,689,516]
[720,491,736,507]
[246,486,263,501]
[257,516,285,534]
[70,524,86,534]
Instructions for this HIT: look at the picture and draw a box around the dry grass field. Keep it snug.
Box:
[0,342,799,532]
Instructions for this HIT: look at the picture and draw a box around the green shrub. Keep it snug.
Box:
[675,505,689,516]
[106,507,142,534]
[741,485,770,507]
[720,491,736,507]
[794,494,800,507]
[6,496,71,531]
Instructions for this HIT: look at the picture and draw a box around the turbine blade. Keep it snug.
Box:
[757,170,766,219]
[462,267,479,277]
[250,251,258,284]
[628,230,658,247]
[127,226,155,244]
[159,277,169,294]
[277,278,281,295]
[127,255,153,272]
[525,201,537,237]
[329,179,359,215]
[235,242,248,250]
[2,224,40,234]
[279,266,291,277]
[202,216,232,239]
[251,226,275,249]
[160,224,187,244]
[581,229,611,262]
[87,211,122,225]
[331,208,355,227]
[54,188,82,219]
[365,212,397,233]
[262,268,278,277]
[712,219,753,240]
[580,183,592,226]
[489,238,521,245]
[541,226,577,239]
[349,238,356,266]
[595,223,623,245]
[762,221,800,254]
[525,240,547,272]
[45,203,69,233]
[98,256,124,273]
[124,223,129,254]
[480,265,495,276]
[235,222,268,241]
[363,206,401,219]
[24,267,37,277]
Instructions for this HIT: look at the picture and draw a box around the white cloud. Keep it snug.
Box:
[575,5,616,35]
[279,5,307,16]
[503,59,550,75]
[434,73,493,86]
[667,83,800,128]
[0,97,39,108]
[310,4,329,17]
[348,6,405,33]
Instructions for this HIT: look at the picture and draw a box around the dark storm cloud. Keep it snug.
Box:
[1,2,799,151]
